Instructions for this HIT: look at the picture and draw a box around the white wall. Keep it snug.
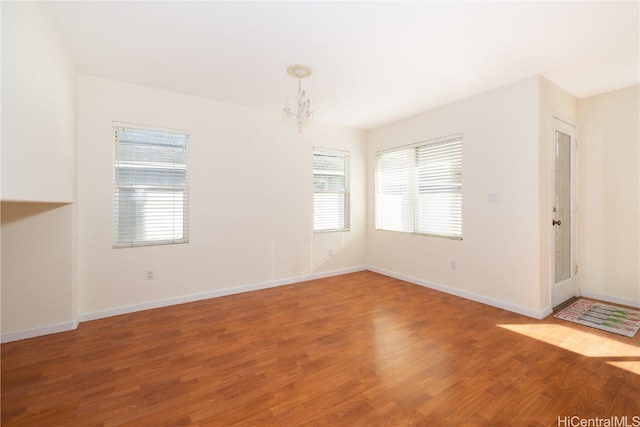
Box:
[1,2,76,202]
[366,76,549,318]
[1,2,77,341]
[1,203,76,336]
[76,76,366,318]
[578,85,639,307]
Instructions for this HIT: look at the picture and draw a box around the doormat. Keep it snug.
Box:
[554,299,640,338]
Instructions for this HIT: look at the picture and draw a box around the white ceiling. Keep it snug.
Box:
[46,1,639,130]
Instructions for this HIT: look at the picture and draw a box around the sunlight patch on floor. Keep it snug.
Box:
[606,361,640,375]
[498,323,640,375]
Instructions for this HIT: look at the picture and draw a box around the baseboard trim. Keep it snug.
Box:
[579,291,640,309]
[6,264,560,343]
[2,267,365,343]
[367,266,552,319]
[1,319,79,344]
[78,265,367,324]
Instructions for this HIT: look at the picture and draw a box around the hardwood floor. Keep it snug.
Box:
[2,271,639,426]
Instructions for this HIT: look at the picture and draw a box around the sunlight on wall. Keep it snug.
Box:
[498,324,640,375]
[299,215,354,277]
[302,232,353,276]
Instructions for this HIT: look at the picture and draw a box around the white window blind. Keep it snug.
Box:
[113,124,189,248]
[313,149,350,232]
[376,135,462,239]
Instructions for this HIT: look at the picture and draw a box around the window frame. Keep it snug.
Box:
[375,134,462,240]
[112,122,190,248]
[313,148,351,233]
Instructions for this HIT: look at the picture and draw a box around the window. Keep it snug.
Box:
[376,135,462,239]
[313,149,350,232]
[113,123,189,248]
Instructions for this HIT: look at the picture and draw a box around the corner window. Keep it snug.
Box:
[113,123,189,248]
[313,149,350,232]
[376,135,462,239]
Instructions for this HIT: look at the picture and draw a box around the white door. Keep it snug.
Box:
[551,117,578,308]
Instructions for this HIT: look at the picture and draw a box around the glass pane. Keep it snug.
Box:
[114,126,189,247]
[117,188,185,244]
[417,192,462,237]
[375,137,462,238]
[313,150,349,232]
[116,167,187,187]
[314,193,346,230]
[313,175,346,191]
[555,130,571,283]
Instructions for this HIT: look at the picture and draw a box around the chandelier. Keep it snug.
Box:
[282,64,314,132]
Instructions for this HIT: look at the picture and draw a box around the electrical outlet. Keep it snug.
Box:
[146,269,155,280]
[450,260,457,270]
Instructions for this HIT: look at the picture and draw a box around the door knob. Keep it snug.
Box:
[552,219,562,226]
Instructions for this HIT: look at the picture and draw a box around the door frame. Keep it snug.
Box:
[549,113,579,309]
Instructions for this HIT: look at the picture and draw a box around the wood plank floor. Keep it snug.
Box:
[2,271,639,426]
